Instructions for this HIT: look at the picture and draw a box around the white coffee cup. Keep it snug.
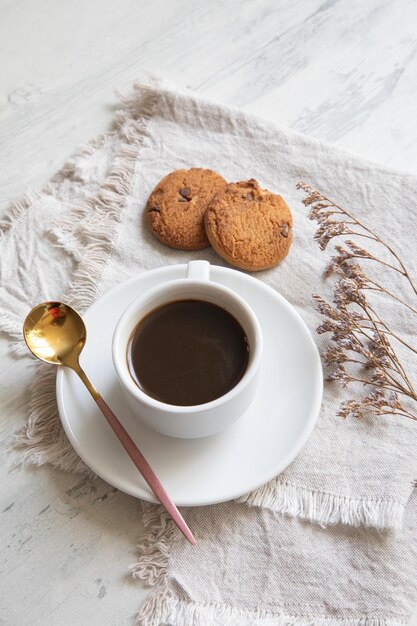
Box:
[112,260,262,438]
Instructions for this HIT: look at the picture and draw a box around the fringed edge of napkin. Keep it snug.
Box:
[239,480,405,530]
[0,183,59,352]
[132,503,405,626]
[13,82,160,470]
[58,83,160,313]
[14,364,91,473]
[0,81,159,353]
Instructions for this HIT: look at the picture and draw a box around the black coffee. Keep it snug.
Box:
[127,300,249,406]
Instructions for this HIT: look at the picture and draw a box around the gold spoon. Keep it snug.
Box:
[23,302,195,544]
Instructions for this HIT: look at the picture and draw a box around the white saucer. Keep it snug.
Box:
[57,264,323,506]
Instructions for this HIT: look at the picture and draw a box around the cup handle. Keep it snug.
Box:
[186,260,210,281]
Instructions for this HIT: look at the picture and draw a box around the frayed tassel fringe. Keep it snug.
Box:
[137,598,405,626]
[131,502,176,625]
[14,363,90,473]
[11,82,159,469]
[54,82,159,314]
[131,502,175,587]
[1,81,158,351]
[239,481,404,530]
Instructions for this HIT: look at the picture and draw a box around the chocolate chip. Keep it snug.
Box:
[280,223,290,237]
[148,206,160,212]
[179,187,191,199]
[246,192,255,201]
[178,197,188,202]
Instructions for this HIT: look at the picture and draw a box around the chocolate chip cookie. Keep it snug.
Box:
[204,179,293,271]
[146,168,227,250]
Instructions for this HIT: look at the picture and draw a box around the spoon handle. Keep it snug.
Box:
[75,368,195,545]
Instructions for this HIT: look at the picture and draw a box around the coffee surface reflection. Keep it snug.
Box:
[127,299,249,406]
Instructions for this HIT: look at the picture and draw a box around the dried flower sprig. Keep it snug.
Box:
[297,182,417,422]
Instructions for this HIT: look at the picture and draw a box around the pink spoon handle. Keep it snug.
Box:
[95,396,195,544]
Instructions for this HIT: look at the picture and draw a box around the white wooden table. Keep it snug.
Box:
[1,1,417,623]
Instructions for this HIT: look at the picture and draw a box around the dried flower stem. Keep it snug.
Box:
[299,182,417,295]
[360,307,415,397]
[364,283,417,316]
[362,302,416,395]
[353,254,407,276]
[349,322,413,399]
[332,200,415,294]
[298,182,417,422]
[393,412,417,421]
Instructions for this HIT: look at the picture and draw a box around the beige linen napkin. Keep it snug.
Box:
[135,498,417,625]
[1,79,417,623]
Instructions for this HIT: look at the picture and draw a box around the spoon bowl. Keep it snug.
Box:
[24,302,86,366]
